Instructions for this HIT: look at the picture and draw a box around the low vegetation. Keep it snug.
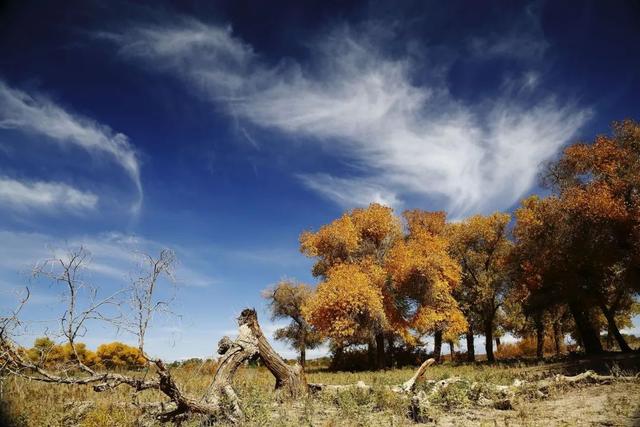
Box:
[2,359,639,426]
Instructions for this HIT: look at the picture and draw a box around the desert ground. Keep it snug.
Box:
[2,355,639,426]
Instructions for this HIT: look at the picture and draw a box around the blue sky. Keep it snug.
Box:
[1,1,639,360]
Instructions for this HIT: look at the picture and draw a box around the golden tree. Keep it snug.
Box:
[301,204,465,369]
[386,210,466,354]
[447,212,512,362]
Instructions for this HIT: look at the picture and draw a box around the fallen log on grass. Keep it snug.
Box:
[308,358,437,395]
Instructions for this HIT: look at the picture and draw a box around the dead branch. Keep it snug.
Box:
[392,358,437,393]
[409,369,640,420]
[0,248,248,424]
[308,358,437,395]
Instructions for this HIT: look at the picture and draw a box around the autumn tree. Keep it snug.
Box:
[263,280,323,367]
[447,213,512,362]
[301,204,466,369]
[387,210,467,348]
[538,120,640,353]
[511,195,609,354]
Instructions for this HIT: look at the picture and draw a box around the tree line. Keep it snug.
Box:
[265,120,640,369]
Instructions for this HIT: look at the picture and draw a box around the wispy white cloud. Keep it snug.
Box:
[0,176,98,212]
[105,19,590,216]
[0,81,143,213]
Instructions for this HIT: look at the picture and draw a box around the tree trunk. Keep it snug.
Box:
[433,330,442,362]
[606,328,615,350]
[387,336,395,368]
[598,303,632,352]
[331,345,344,370]
[552,319,562,356]
[239,309,308,398]
[300,345,306,368]
[299,330,307,368]
[466,329,475,362]
[568,301,603,354]
[535,316,545,359]
[448,341,455,361]
[367,339,376,370]
[484,320,495,362]
[375,332,385,370]
[495,337,501,350]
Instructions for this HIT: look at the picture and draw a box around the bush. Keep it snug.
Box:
[26,338,98,368]
[95,342,147,370]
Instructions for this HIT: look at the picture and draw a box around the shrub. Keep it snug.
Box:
[95,342,147,370]
[25,338,98,368]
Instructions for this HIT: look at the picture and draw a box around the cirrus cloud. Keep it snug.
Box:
[103,18,590,216]
[0,176,98,212]
[0,81,143,214]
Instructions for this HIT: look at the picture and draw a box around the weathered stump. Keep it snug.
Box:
[238,308,308,399]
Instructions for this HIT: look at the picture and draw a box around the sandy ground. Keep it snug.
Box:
[432,383,640,427]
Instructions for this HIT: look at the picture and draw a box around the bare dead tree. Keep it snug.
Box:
[31,247,124,375]
[120,249,176,360]
[0,247,235,423]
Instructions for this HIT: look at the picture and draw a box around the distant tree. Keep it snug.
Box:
[263,280,323,367]
[447,213,513,362]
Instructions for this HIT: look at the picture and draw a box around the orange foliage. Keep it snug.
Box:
[96,342,147,370]
[496,336,560,359]
[302,264,386,341]
[301,203,465,344]
[26,337,98,368]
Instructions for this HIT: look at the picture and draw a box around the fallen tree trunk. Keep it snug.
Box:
[238,308,308,399]
[308,359,436,395]
[199,322,260,423]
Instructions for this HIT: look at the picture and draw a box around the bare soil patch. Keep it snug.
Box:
[431,383,640,427]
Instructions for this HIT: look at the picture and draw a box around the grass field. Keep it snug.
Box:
[2,359,639,426]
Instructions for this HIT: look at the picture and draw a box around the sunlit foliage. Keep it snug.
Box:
[301,204,465,367]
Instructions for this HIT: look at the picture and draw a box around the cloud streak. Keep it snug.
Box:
[106,19,590,216]
[0,177,98,212]
[0,81,143,213]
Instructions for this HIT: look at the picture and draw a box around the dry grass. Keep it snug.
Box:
[1,362,638,426]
